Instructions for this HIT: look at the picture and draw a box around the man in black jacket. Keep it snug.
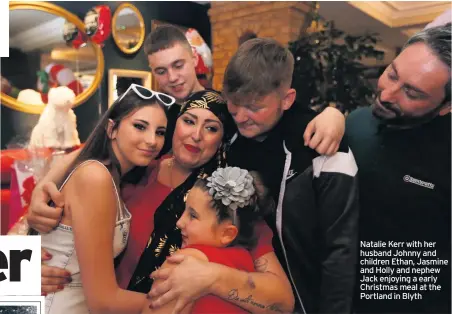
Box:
[347,24,451,314]
[222,38,359,313]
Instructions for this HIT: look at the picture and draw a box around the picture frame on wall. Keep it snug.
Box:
[108,69,152,107]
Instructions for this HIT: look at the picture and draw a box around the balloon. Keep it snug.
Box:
[84,5,111,45]
[185,28,213,77]
[63,21,86,49]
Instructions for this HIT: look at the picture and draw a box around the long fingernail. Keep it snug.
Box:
[57,285,64,290]
[41,292,47,296]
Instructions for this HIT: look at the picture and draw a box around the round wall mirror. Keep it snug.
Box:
[1,2,104,114]
[112,3,145,55]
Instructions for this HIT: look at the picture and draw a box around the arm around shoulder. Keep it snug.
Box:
[27,149,81,232]
[36,149,80,189]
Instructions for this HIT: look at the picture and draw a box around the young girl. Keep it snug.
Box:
[40,84,174,314]
[143,166,274,314]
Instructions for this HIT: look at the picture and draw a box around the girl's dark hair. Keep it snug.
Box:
[61,90,169,189]
[193,171,274,249]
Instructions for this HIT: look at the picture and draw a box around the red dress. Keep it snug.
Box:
[116,158,172,288]
[186,244,256,314]
[116,156,275,289]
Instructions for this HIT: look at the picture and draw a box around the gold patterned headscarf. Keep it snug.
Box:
[178,90,236,141]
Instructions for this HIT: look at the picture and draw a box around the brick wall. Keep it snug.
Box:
[208,1,312,90]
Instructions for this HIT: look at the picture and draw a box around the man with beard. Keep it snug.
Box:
[347,24,451,314]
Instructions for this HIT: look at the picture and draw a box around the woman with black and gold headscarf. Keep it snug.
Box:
[119,89,240,292]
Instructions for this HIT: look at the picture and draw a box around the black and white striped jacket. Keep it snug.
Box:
[228,108,359,314]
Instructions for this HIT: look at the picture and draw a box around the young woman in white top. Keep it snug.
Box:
[39,84,175,314]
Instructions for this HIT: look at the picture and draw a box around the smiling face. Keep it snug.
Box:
[148,42,203,102]
[176,186,237,248]
[110,104,167,174]
[372,42,450,127]
[171,108,224,170]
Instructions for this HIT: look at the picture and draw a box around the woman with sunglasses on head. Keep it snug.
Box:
[38,85,172,314]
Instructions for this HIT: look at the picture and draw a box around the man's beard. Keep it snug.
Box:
[371,92,446,129]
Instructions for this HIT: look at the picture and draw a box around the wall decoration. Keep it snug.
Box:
[108,69,152,107]
[2,2,105,114]
[112,3,145,55]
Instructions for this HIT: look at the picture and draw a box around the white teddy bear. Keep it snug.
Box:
[29,86,81,149]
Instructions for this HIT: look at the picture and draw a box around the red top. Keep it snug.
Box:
[116,156,274,289]
[186,244,255,314]
[116,158,171,288]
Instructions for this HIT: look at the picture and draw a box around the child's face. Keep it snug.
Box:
[176,187,237,248]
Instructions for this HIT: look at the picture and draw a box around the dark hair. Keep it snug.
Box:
[404,23,451,103]
[62,90,169,188]
[143,24,192,56]
[193,171,274,249]
[238,31,258,46]
[223,38,294,106]
[116,77,143,96]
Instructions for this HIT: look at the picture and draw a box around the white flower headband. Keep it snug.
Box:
[206,167,255,224]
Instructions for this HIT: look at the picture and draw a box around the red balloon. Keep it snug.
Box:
[84,5,111,45]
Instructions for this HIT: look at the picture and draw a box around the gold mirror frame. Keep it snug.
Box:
[1,1,105,114]
[112,3,145,55]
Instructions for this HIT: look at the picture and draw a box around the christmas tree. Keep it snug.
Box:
[290,3,385,113]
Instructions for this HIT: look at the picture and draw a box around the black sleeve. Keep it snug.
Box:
[312,143,360,313]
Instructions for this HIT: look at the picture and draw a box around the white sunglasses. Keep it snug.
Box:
[118,83,176,107]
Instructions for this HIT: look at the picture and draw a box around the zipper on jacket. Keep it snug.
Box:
[276,141,306,314]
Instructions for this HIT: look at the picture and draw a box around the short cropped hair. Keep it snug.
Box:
[403,23,451,103]
[143,24,192,56]
[223,38,294,104]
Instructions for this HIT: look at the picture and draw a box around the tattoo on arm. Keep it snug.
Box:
[227,289,284,313]
[247,273,256,289]
[254,257,269,272]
